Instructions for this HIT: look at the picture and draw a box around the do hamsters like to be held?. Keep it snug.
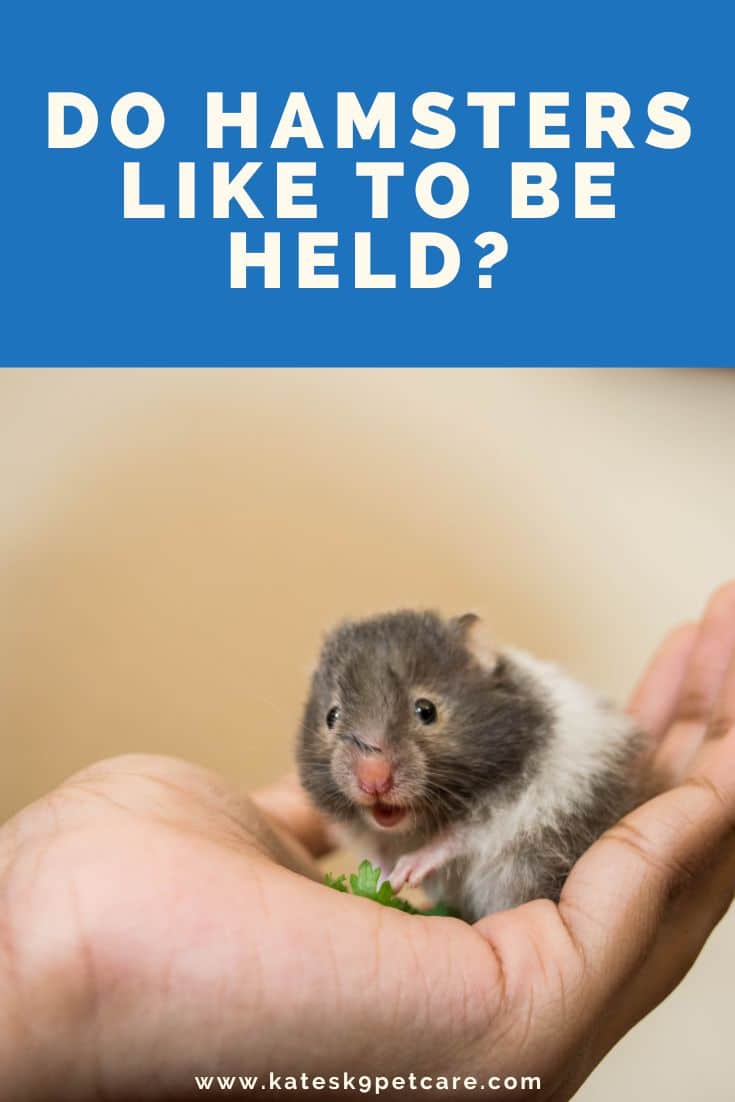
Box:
[296,610,647,922]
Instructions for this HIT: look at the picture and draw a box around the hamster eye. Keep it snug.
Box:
[326,705,341,729]
[414,698,437,725]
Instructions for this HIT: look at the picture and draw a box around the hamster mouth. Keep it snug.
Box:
[371,802,407,828]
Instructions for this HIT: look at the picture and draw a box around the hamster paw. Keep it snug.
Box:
[389,831,467,893]
[389,848,443,892]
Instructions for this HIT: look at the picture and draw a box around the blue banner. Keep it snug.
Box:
[2,2,731,365]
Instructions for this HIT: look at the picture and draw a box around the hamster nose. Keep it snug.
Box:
[356,757,393,796]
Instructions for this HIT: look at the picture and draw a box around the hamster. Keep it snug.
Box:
[296,610,646,922]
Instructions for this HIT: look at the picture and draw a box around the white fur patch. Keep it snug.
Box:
[439,648,638,917]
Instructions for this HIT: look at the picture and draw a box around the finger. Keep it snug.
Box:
[627,621,698,738]
[675,581,735,725]
[251,774,334,857]
[59,755,325,878]
[591,839,735,1060]
[653,582,735,781]
[551,826,735,1102]
[714,645,735,732]
[559,732,735,1012]
[689,645,735,771]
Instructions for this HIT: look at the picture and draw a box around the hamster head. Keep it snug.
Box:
[296,609,511,837]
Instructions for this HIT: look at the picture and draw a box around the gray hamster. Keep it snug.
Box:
[296,610,645,921]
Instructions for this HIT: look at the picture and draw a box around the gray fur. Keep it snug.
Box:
[296,610,645,921]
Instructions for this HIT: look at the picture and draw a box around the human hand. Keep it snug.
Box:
[2,583,735,1100]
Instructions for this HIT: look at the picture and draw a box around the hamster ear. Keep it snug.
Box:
[453,612,480,635]
[451,612,497,672]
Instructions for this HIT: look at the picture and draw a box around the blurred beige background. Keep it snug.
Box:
[1,367,733,1099]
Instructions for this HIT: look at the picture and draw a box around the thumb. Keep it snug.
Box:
[252,774,334,858]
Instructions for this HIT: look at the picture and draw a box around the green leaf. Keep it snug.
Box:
[323,872,348,892]
[324,859,462,919]
[422,900,460,918]
[349,859,381,898]
[375,879,396,904]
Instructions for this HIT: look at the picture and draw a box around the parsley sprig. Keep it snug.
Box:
[324,860,456,917]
